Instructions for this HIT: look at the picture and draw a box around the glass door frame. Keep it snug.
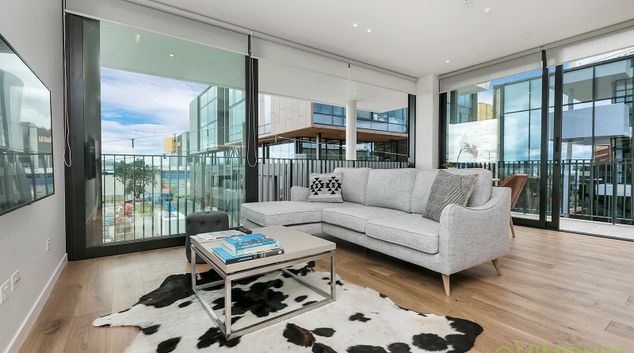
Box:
[550,54,634,230]
[438,51,563,230]
[64,14,259,260]
[547,65,564,230]
[511,50,555,229]
[440,53,634,232]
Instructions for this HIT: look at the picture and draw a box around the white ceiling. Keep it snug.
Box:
[148,0,634,78]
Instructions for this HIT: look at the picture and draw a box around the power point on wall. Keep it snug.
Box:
[0,279,10,305]
[46,238,52,252]
[11,270,21,292]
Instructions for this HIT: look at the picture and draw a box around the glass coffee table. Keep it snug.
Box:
[190,225,336,339]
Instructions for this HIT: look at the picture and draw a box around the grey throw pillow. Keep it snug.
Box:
[423,171,479,221]
[308,173,343,203]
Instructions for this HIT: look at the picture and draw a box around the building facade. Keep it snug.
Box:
[258,94,408,161]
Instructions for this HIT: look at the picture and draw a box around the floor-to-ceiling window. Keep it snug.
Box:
[443,68,547,221]
[258,95,409,162]
[441,48,634,239]
[559,56,633,235]
[66,15,246,257]
[254,59,411,202]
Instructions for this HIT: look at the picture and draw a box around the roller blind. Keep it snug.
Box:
[439,20,634,93]
[546,24,634,67]
[439,52,542,93]
[65,0,249,55]
[251,38,416,94]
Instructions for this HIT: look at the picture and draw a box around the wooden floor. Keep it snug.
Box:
[19,227,634,353]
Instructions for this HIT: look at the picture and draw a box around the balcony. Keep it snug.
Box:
[456,159,634,228]
[99,154,407,245]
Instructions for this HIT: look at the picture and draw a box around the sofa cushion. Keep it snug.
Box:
[333,167,370,204]
[308,173,343,203]
[423,171,478,222]
[322,204,404,233]
[241,201,343,226]
[365,168,417,212]
[445,168,492,207]
[365,213,440,254]
[410,169,440,214]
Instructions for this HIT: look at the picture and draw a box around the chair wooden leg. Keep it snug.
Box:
[510,218,516,238]
[441,274,450,296]
[492,259,502,276]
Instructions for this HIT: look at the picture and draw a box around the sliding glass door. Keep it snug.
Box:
[441,51,634,235]
[442,65,550,227]
[65,15,248,259]
[556,56,634,235]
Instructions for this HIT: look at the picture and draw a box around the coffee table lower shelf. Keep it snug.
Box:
[190,245,336,340]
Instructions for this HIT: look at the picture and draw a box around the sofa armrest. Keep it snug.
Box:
[290,186,310,201]
[438,187,511,274]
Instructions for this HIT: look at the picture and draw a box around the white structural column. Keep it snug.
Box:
[416,74,439,168]
[345,99,358,160]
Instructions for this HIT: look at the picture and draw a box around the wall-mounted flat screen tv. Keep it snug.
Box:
[0,34,54,216]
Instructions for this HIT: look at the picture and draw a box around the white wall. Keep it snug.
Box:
[415,74,439,169]
[0,1,66,353]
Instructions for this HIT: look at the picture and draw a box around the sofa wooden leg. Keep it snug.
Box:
[510,218,516,238]
[492,259,502,276]
[441,274,450,296]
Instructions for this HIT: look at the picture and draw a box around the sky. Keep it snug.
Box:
[100,67,208,155]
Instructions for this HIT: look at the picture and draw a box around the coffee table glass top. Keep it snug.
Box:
[191,225,336,273]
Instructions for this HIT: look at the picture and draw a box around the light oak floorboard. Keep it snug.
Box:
[19,227,634,352]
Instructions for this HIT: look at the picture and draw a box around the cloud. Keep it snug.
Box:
[100,68,208,154]
[101,67,207,124]
[102,120,172,155]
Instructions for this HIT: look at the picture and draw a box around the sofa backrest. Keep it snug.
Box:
[365,168,417,212]
[333,167,371,204]
[410,168,493,213]
[410,170,440,214]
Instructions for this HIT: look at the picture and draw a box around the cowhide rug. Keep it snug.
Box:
[94,262,483,353]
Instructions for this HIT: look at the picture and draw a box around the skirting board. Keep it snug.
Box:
[4,253,68,353]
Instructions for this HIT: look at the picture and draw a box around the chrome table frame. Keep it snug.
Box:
[191,244,336,340]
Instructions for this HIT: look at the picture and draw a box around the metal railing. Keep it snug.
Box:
[100,154,407,244]
[259,158,408,202]
[455,159,634,225]
[101,153,244,244]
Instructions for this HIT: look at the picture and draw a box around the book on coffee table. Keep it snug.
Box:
[221,233,279,255]
[211,246,285,264]
[192,230,243,243]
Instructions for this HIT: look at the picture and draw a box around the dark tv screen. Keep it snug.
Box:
[0,34,54,216]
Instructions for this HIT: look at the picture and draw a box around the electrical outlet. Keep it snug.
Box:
[11,270,21,292]
[0,279,9,305]
[46,238,52,252]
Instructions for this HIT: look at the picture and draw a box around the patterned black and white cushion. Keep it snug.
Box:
[423,170,479,221]
[308,173,343,203]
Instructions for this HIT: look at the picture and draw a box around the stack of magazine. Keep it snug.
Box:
[212,233,284,264]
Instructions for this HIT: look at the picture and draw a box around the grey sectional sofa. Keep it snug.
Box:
[240,167,512,295]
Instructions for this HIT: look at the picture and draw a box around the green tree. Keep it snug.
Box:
[113,159,156,200]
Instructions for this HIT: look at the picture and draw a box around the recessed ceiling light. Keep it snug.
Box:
[169,54,175,57]
[483,7,492,14]
[352,23,359,27]
[366,28,372,33]
[445,59,451,64]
